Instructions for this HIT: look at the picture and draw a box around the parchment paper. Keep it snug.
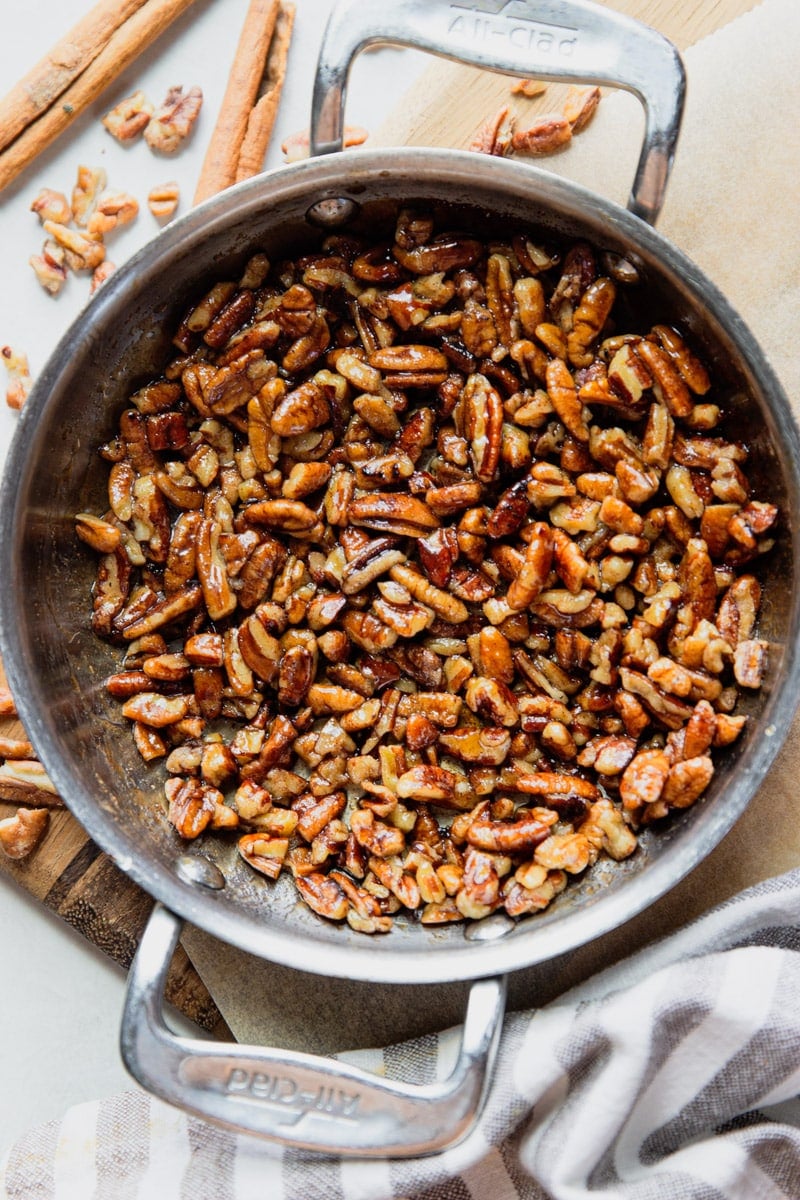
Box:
[182,0,800,1051]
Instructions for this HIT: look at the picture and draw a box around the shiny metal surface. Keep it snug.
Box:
[2,148,798,987]
[122,905,506,1154]
[311,0,685,223]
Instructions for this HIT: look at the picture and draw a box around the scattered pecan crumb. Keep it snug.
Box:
[90,260,116,295]
[102,90,154,142]
[87,191,139,238]
[2,346,32,410]
[144,85,203,154]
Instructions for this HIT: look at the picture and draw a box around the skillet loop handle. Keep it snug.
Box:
[310,0,686,225]
[121,904,507,1157]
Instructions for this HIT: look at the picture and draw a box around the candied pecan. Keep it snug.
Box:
[467,805,554,854]
[619,747,670,814]
[239,833,290,880]
[507,522,553,611]
[79,205,775,936]
[0,808,50,860]
[511,113,572,155]
[733,639,768,688]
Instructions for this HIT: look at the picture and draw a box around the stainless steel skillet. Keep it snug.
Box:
[2,0,799,1159]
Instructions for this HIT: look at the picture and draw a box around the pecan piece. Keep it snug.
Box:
[42,220,105,272]
[467,805,554,854]
[439,726,511,766]
[469,105,515,156]
[29,240,68,296]
[148,182,180,220]
[2,346,32,410]
[507,522,553,611]
[462,373,504,483]
[563,85,601,132]
[619,747,670,814]
[196,518,237,620]
[144,85,203,153]
[512,113,572,155]
[733,639,768,688]
[389,563,469,624]
[0,759,59,804]
[396,765,457,804]
[348,493,440,538]
[243,499,319,534]
[350,809,406,858]
[166,776,218,838]
[30,188,71,223]
[239,833,290,880]
[663,755,714,809]
[368,344,448,387]
[0,808,50,860]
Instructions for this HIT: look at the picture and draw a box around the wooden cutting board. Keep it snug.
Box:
[0,0,759,1041]
[0,660,230,1037]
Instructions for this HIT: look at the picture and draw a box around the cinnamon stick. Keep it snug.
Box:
[0,0,152,155]
[0,0,203,195]
[235,1,295,183]
[193,0,280,205]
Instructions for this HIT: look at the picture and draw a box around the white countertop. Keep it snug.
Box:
[0,0,426,1156]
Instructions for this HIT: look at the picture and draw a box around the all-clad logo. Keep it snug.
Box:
[226,1068,361,1122]
[448,0,578,57]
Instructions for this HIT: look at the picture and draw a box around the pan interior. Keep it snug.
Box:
[3,149,799,984]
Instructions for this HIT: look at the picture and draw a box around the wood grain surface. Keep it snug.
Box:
[0,660,231,1037]
[375,0,759,152]
[0,0,760,1043]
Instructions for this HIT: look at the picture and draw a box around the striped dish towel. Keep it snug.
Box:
[4,870,800,1199]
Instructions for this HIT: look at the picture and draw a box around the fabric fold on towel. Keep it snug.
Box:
[4,868,800,1200]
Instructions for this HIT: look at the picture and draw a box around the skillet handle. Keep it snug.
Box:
[310,0,685,225]
[121,904,507,1157]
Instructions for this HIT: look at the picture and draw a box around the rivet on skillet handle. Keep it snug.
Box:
[121,904,508,1156]
[310,0,686,225]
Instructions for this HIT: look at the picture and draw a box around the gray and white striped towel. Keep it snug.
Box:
[4,868,800,1199]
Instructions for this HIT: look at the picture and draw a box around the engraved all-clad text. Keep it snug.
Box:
[226,1068,361,1119]
[449,1,578,56]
